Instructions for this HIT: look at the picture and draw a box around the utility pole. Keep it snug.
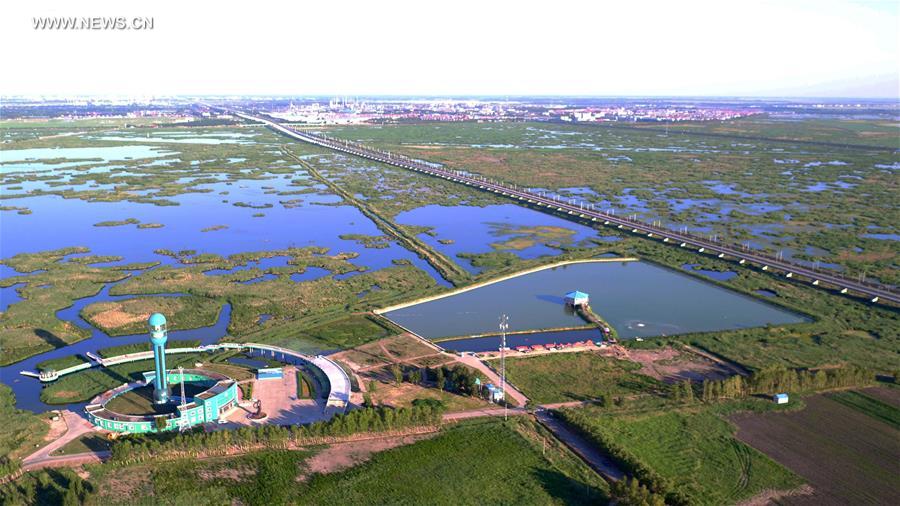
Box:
[499,314,509,421]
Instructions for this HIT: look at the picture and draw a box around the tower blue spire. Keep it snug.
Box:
[148,313,169,404]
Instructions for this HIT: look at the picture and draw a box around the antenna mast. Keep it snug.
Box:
[499,314,509,421]
[179,366,186,407]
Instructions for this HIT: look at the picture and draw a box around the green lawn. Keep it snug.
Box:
[559,401,803,505]
[501,351,665,404]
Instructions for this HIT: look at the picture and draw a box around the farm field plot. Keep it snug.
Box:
[731,394,900,505]
[826,389,900,429]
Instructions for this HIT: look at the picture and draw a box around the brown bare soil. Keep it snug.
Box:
[43,413,68,443]
[731,395,900,505]
[625,346,733,383]
[858,386,900,408]
[50,390,81,400]
[737,485,815,506]
[299,433,435,479]
[334,333,436,371]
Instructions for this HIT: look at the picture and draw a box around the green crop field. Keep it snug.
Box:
[559,400,803,505]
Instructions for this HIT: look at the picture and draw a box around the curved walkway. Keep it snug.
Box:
[22,342,351,409]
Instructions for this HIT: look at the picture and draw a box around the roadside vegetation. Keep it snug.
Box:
[0,385,49,477]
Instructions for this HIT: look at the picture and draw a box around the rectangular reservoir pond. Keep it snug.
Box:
[382,261,808,344]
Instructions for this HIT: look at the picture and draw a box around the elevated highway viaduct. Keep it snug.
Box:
[227,109,899,307]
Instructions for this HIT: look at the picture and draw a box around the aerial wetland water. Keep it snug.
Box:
[329,121,900,285]
[0,124,838,412]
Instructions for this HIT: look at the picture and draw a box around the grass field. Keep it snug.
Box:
[97,339,200,358]
[732,394,900,505]
[500,351,666,404]
[36,354,88,372]
[560,400,803,505]
[300,419,606,504]
[76,418,607,505]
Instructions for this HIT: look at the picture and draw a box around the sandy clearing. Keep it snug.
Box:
[625,346,734,383]
[300,433,436,479]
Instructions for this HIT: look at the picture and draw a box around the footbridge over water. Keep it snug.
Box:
[227,109,899,307]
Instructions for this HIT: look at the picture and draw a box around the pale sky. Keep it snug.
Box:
[1,0,898,98]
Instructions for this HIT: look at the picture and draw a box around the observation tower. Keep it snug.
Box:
[148,313,170,404]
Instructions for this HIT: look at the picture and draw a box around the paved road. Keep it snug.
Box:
[534,410,624,481]
[23,451,109,472]
[21,410,98,470]
[455,354,530,406]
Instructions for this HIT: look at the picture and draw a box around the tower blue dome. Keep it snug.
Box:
[148,313,167,327]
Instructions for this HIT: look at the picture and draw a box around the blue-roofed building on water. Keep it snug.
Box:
[564,290,590,307]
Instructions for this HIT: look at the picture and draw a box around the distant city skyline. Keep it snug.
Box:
[1,0,898,98]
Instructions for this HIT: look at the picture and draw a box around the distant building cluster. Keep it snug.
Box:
[563,106,760,123]
[267,97,761,125]
[4,96,894,125]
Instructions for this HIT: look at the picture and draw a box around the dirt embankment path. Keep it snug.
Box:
[282,146,471,286]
